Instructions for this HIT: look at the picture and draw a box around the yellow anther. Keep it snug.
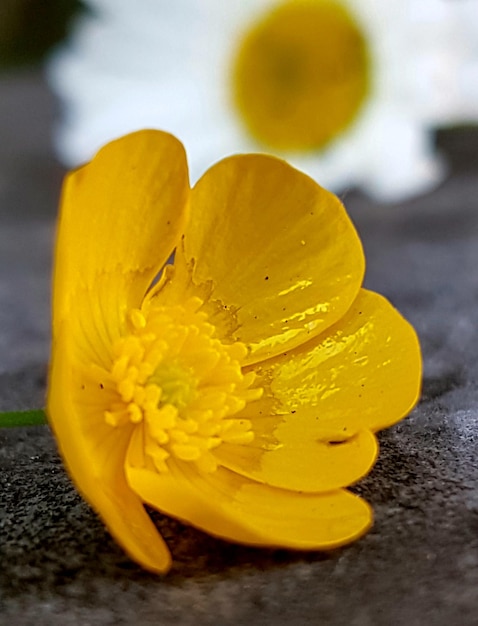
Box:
[170,429,190,444]
[206,436,222,450]
[130,308,146,329]
[122,336,144,362]
[118,378,135,403]
[178,417,198,434]
[197,422,220,437]
[225,396,247,414]
[156,404,178,429]
[172,444,202,462]
[223,430,255,445]
[127,403,143,424]
[132,386,146,407]
[146,444,170,473]
[111,355,129,382]
[184,296,203,313]
[226,342,249,362]
[151,428,169,446]
[104,410,119,427]
[245,387,264,402]
[242,371,257,387]
[137,361,154,383]
[192,391,228,411]
[144,384,162,407]
[195,452,218,474]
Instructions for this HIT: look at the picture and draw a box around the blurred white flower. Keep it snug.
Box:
[48,0,478,202]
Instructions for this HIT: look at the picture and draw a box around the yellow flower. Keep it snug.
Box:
[47,130,421,573]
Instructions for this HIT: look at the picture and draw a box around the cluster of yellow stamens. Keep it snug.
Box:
[104,297,262,473]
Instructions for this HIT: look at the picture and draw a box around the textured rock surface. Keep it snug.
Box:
[1,70,478,625]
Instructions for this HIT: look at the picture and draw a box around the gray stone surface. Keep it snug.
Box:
[1,69,478,625]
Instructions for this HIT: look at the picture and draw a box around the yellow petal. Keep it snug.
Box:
[214,428,378,492]
[214,289,420,492]
[169,154,364,365]
[48,131,189,573]
[240,286,420,442]
[53,130,189,368]
[126,459,372,550]
[48,324,171,573]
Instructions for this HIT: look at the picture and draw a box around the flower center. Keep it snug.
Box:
[104,297,262,473]
[148,361,197,410]
[232,0,370,152]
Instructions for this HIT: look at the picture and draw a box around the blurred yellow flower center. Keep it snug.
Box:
[104,297,262,473]
[232,0,370,151]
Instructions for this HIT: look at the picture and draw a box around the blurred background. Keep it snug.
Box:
[0,0,81,70]
[0,0,84,382]
[2,0,478,206]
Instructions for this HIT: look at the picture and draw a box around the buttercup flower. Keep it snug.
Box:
[48,0,478,201]
[48,130,421,573]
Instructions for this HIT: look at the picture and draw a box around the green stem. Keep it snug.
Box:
[0,409,48,428]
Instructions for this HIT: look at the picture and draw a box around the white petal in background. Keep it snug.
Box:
[47,0,478,202]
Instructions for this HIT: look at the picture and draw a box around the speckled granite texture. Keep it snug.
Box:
[1,70,478,626]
